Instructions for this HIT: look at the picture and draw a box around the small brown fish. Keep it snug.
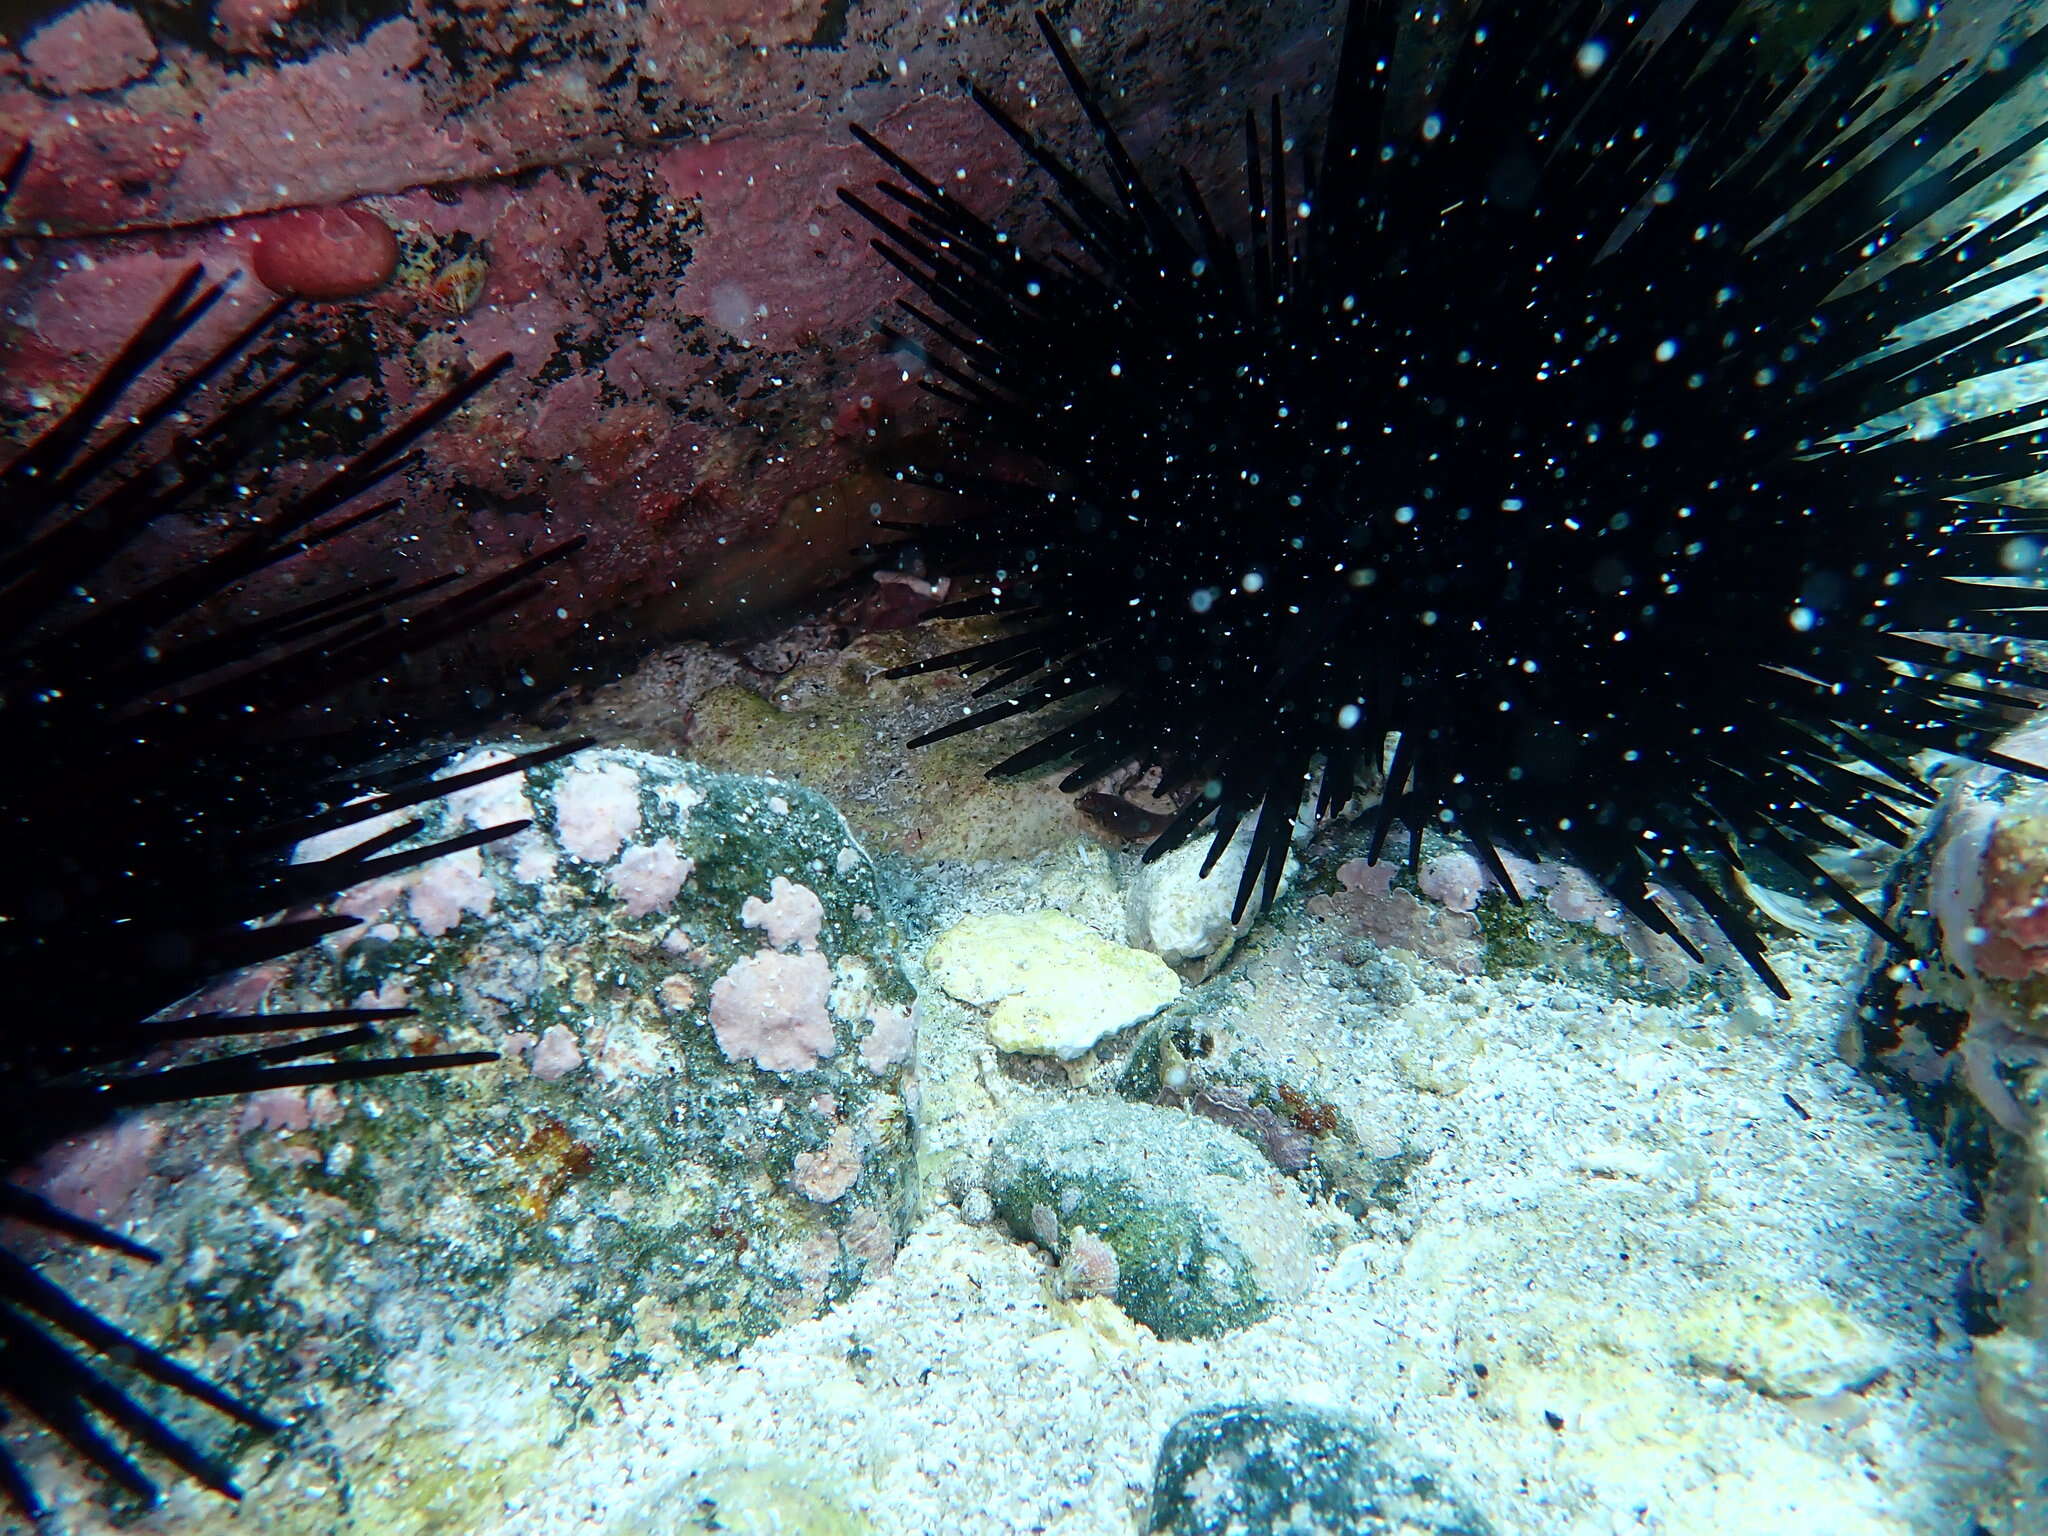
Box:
[1077,791,1173,841]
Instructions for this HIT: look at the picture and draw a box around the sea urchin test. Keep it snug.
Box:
[843,0,2048,997]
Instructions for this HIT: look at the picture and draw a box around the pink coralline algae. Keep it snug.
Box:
[554,763,644,863]
[20,1115,162,1231]
[295,812,494,943]
[790,1123,862,1203]
[530,1025,586,1082]
[237,1085,344,1134]
[22,3,156,94]
[742,875,825,952]
[246,204,399,299]
[1417,851,1489,914]
[1309,852,1708,988]
[1310,860,1484,977]
[405,847,495,938]
[611,839,695,917]
[710,948,835,1073]
[859,1002,914,1073]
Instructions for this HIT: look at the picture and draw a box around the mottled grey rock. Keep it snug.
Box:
[1145,1403,1491,1536]
[1119,1019,1427,1220]
[28,746,916,1525]
[984,1098,1323,1339]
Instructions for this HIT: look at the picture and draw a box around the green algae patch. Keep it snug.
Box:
[1476,890,1544,975]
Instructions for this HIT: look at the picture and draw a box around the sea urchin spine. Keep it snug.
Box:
[0,234,585,1515]
[845,1,2048,995]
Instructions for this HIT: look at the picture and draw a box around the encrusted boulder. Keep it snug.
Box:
[1850,719,2048,1487]
[1145,1403,1491,1536]
[23,746,916,1526]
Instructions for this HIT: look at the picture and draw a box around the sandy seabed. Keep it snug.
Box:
[485,843,2002,1536]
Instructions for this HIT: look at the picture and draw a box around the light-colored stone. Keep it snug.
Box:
[1126,823,1295,969]
[926,911,1179,1060]
[1676,1281,1895,1399]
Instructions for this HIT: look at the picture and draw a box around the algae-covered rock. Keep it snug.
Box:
[928,911,1179,1060]
[1304,826,1741,1002]
[1969,1065,2048,1478]
[984,1098,1320,1338]
[1145,1403,1492,1536]
[28,746,916,1526]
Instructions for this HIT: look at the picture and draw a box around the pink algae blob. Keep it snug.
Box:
[530,1025,585,1082]
[710,948,835,1073]
[247,205,399,299]
[554,763,643,863]
[24,2,157,93]
[213,0,302,53]
[740,875,823,952]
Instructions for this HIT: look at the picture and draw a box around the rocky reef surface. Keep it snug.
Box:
[5,1,2045,1530]
[16,744,918,1532]
[5,625,2017,1536]
[0,0,1335,696]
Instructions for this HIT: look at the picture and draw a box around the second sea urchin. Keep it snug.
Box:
[0,237,584,1517]
[845,0,2048,994]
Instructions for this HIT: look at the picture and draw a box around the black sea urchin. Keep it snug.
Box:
[843,1,2048,995]
[0,219,583,1517]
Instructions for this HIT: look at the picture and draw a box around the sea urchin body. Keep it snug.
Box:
[846,1,2048,995]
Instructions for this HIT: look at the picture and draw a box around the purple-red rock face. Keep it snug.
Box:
[0,0,1332,695]
[20,1,156,93]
